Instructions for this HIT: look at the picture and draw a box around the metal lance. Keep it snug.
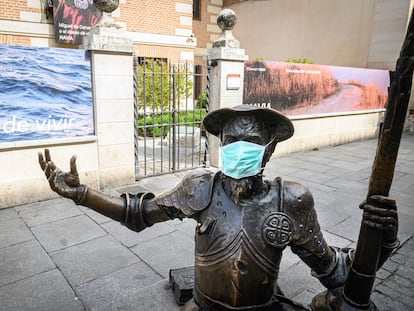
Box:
[342,9,414,309]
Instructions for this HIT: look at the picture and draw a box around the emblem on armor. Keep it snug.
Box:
[262,212,294,248]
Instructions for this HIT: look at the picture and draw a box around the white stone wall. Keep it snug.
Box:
[0,139,99,208]
[91,51,135,189]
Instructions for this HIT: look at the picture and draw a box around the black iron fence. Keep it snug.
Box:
[133,57,208,179]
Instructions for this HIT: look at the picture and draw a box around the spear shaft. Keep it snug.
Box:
[343,9,414,308]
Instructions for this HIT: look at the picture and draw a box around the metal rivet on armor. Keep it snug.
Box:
[217,201,222,207]
[223,211,226,217]
[309,229,313,233]
[299,224,304,228]
[297,197,302,203]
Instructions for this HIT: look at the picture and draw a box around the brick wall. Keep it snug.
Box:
[193,0,222,63]
[0,0,211,62]
[118,0,192,35]
[0,34,31,46]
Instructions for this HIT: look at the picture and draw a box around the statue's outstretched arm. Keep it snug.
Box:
[38,149,174,231]
[39,148,125,221]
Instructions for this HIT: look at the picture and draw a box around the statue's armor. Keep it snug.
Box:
[156,169,326,310]
[193,176,287,310]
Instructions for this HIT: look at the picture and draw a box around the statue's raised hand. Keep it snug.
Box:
[38,149,86,203]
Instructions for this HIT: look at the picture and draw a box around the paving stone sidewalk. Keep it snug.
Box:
[1,133,413,311]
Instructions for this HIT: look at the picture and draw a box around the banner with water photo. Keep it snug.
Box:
[0,44,94,143]
[244,60,390,116]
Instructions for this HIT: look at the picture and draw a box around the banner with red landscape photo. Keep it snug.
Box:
[243,60,390,116]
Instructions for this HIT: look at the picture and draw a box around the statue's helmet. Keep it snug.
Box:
[202,104,294,143]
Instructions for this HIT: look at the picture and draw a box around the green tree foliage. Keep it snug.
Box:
[136,60,193,111]
[137,109,207,137]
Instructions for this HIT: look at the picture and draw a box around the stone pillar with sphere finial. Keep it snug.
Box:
[206,9,248,168]
[81,0,136,189]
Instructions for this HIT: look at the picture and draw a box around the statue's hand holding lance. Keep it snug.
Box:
[359,195,399,267]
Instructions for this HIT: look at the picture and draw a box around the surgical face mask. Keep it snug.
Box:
[221,140,269,180]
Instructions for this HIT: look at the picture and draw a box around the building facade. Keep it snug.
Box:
[0,0,221,63]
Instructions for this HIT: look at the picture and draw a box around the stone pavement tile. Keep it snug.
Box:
[279,247,301,271]
[271,157,324,172]
[127,173,185,194]
[323,177,368,197]
[76,262,167,311]
[278,260,325,302]
[131,230,195,278]
[172,218,197,237]
[77,205,112,224]
[390,173,414,194]
[15,198,83,228]
[393,192,414,216]
[102,219,176,248]
[371,291,411,311]
[330,158,372,172]
[82,280,181,311]
[0,269,83,311]
[285,169,337,185]
[50,235,139,287]
[0,239,55,287]
[301,181,338,198]
[325,215,362,242]
[318,192,365,217]
[32,214,106,252]
[265,161,303,179]
[0,212,33,249]
[314,206,352,232]
[290,152,337,166]
[321,230,353,248]
[397,212,414,236]
[0,207,19,221]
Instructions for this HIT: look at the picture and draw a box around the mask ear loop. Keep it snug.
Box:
[260,137,277,173]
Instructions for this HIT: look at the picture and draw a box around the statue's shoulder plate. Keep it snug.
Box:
[282,180,314,214]
[155,168,216,216]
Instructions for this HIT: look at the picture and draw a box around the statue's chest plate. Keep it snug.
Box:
[194,180,294,260]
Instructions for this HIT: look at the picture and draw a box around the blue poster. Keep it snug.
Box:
[0,44,94,143]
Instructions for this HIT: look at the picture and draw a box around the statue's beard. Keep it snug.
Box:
[226,177,255,204]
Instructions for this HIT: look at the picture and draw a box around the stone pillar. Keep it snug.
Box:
[206,9,248,167]
[82,2,135,189]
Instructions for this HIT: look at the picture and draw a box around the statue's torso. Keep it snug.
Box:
[193,178,294,310]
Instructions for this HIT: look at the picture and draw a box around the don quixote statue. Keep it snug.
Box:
[39,7,413,311]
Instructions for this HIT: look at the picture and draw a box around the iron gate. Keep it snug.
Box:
[133,57,209,179]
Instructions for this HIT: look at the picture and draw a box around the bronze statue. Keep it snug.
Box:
[39,104,398,311]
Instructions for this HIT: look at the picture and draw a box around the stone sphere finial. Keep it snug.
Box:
[217,9,237,31]
[213,9,239,48]
[93,0,119,14]
[92,0,121,28]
